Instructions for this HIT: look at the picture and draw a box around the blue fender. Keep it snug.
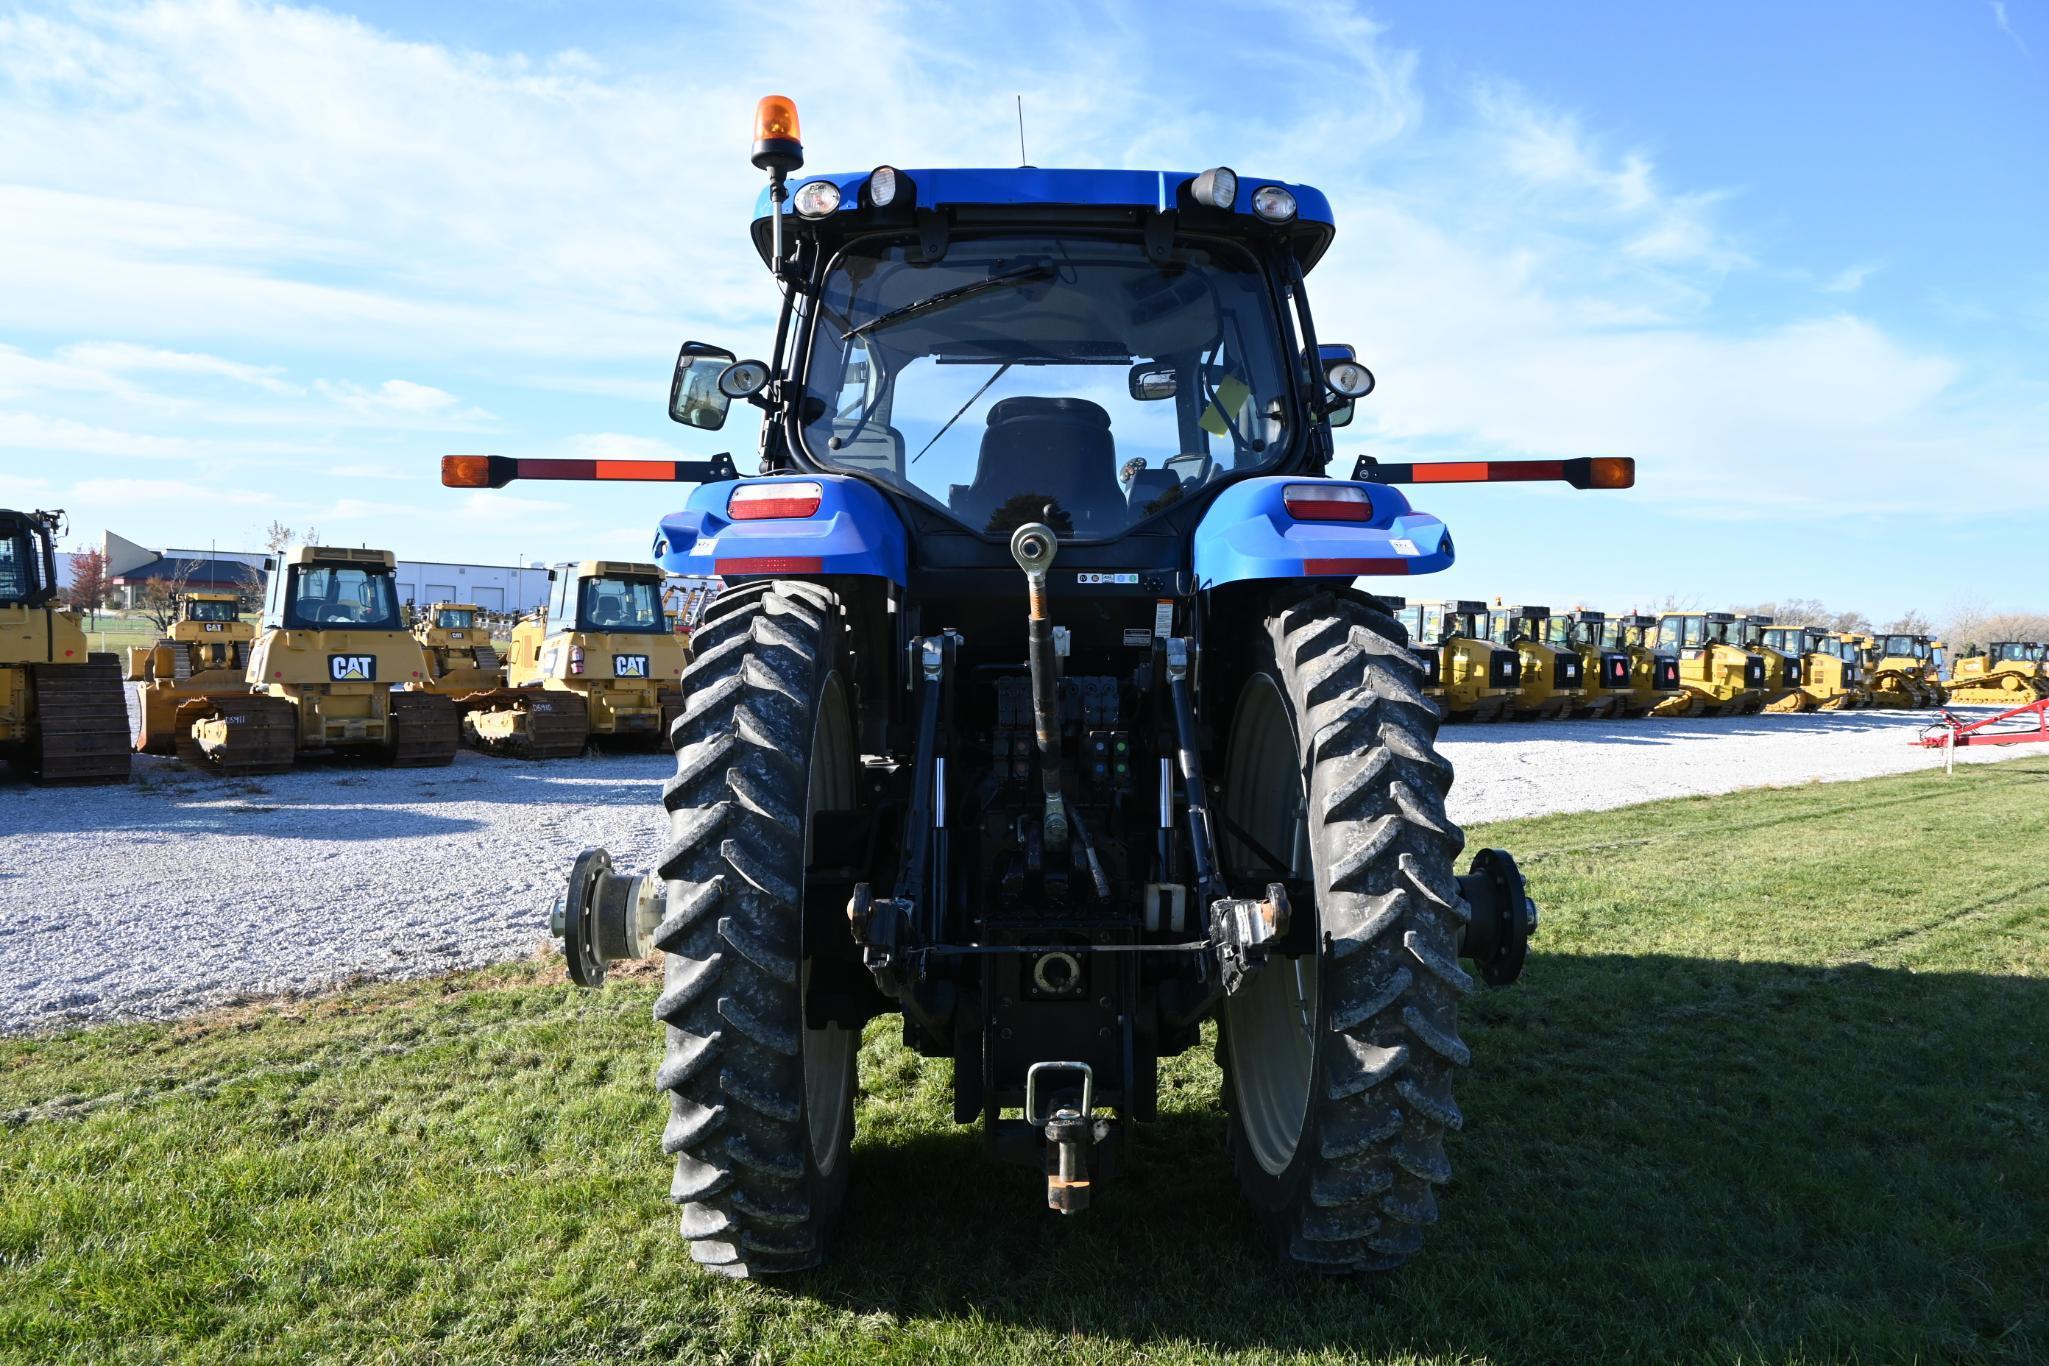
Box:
[653,475,908,585]
[1191,477,1453,588]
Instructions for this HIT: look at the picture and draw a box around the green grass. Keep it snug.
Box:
[5,760,2047,1363]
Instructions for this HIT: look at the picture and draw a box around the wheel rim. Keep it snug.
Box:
[1221,675,1318,1177]
[801,675,857,1175]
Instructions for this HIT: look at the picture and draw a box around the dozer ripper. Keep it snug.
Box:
[135,546,458,773]
[1544,610,1631,719]
[1945,641,2049,704]
[459,561,684,757]
[444,99,1634,1277]
[1392,600,1519,721]
[126,590,253,683]
[1485,604,1585,719]
[1648,611,1766,717]
[1862,632,1942,709]
[0,508,129,784]
[1595,614,1681,717]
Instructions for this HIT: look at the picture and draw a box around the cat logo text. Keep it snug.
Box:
[329,654,377,682]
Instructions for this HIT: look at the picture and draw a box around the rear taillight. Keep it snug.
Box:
[1282,483,1373,521]
[728,481,823,520]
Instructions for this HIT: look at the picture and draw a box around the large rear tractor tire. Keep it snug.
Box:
[653,579,860,1277]
[1218,589,1471,1272]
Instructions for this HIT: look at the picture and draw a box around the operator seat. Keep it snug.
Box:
[956,397,1123,531]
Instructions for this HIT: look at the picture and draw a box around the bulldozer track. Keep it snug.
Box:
[24,654,131,784]
[387,690,459,767]
[181,694,298,775]
[470,645,500,671]
[461,691,589,760]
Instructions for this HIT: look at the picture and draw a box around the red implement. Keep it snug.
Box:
[1915,697,2049,748]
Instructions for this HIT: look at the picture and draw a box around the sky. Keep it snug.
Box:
[1,0,2044,624]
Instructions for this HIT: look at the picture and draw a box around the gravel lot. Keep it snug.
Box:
[0,704,2025,1034]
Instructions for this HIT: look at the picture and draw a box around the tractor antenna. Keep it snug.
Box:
[1016,95,1028,167]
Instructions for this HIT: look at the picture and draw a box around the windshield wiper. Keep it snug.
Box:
[841,264,1054,342]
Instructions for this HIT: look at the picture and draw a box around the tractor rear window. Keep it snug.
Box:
[187,599,239,622]
[577,578,662,633]
[802,233,1296,540]
[436,608,476,629]
[286,567,401,630]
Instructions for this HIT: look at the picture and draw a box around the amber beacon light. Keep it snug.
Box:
[752,95,803,173]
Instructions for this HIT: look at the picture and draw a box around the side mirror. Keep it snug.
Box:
[669,341,739,429]
[1128,362,1178,401]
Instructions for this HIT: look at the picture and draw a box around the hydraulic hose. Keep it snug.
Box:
[1010,523,1068,849]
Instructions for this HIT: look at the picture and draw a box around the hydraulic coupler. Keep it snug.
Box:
[1010,522,1069,850]
[1457,847,1539,985]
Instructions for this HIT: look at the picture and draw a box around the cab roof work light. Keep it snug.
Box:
[1351,456,1636,490]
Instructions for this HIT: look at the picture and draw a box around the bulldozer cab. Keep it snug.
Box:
[546,563,667,636]
[263,548,405,632]
[0,509,60,610]
[182,594,242,624]
[434,606,478,630]
[1488,606,1549,646]
[1654,612,1724,659]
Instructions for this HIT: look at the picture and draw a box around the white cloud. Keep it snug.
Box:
[59,341,302,394]
[314,379,492,425]
[1991,1,2031,57]
[1820,263,1880,294]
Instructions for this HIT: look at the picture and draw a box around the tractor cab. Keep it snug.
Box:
[1394,599,1517,721]
[1488,604,1583,718]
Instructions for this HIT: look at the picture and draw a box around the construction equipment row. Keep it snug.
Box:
[1387,603,2030,721]
[123,547,685,776]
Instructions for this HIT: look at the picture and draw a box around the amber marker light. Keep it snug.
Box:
[1582,457,1635,489]
[442,455,495,488]
[752,95,804,174]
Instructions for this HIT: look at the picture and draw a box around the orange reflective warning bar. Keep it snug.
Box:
[1354,456,1635,490]
[441,455,736,489]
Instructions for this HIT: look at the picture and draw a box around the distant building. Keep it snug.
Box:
[95,530,552,616]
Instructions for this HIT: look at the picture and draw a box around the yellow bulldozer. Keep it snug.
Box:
[1758,625,1862,711]
[413,601,505,696]
[462,560,685,756]
[1860,632,1943,709]
[1740,615,1809,713]
[1393,599,1519,721]
[1486,604,1585,719]
[0,508,129,784]
[134,546,458,773]
[1943,641,2048,704]
[126,590,254,685]
[1543,610,1634,719]
[1596,613,1682,716]
[1649,611,1766,716]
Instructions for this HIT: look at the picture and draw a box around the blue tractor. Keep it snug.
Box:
[443,95,1631,1277]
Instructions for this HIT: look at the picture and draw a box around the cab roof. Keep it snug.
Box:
[291,546,395,569]
[756,167,1337,271]
[561,560,663,581]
